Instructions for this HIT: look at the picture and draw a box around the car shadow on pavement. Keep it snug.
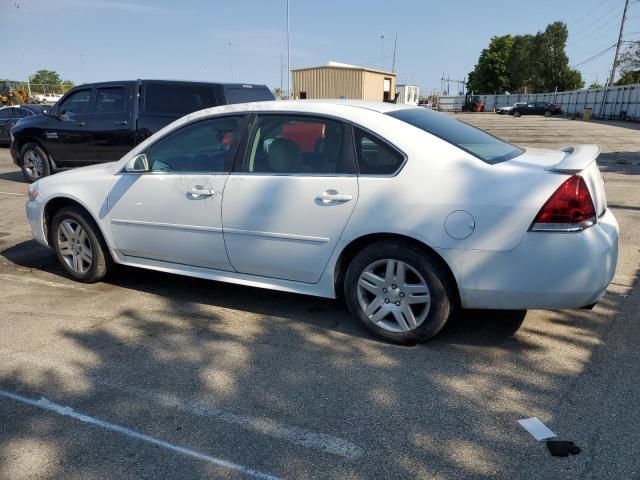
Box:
[0,171,27,183]
[1,234,637,478]
[1,239,531,349]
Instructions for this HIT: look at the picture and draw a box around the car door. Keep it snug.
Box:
[108,115,247,270]
[90,85,135,162]
[0,108,12,142]
[222,114,359,283]
[48,87,95,163]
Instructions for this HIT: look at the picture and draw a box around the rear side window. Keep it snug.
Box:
[144,83,216,116]
[224,87,274,104]
[0,109,11,120]
[387,108,522,164]
[96,87,126,113]
[354,128,404,175]
[146,116,243,173]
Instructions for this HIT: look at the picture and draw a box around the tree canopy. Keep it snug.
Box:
[616,41,640,86]
[466,22,584,94]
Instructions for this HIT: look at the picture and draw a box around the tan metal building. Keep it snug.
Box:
[291,62,397,101]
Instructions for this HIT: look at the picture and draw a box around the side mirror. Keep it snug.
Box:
[125,153,149,173]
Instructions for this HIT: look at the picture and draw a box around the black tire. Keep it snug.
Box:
[20,142,51,182]
[513,110,521,118]
[51,206,113,283]
[344,241,455,344]
[544,110,552,117]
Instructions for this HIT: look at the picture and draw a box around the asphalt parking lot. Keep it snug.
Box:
[1,114,639,479]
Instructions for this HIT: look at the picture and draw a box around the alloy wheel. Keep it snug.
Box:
[23,150,44,179]
[57,219,93,273]
[357,259,431,333]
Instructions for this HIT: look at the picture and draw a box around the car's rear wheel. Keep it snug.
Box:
[344,241,454,344]
[513,111,521,118]
[51,206,112,283]
[20,143,51,182]
[544,110,552,117]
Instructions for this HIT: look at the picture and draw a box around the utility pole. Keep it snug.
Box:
[391,34,398,73]
[608,0,629,87]
[280,51,283,98]
[14,1,31,98]
[286,0,291,98]
[228,42,234,82]
[80,52,86,85]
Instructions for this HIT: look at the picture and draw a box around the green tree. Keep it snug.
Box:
[536,22,583,92]
[616,41,640,86]
[589,81,603,88]
[508,34,537,92]
[467,22,583,94]
[29,69,62,87]
[466,35,514,94]
[61,79,75,93]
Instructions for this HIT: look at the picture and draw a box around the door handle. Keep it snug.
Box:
[76,121,86,126]
[316,191,353,203]
[187,188,216,197]
[115,120,128,126]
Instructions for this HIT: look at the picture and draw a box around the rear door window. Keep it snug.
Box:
[144,83,217,116]
[242,115,354,174]
[95,87,127,113]
[0,109,11,120]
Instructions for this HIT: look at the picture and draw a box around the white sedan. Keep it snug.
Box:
[25,100,618,344]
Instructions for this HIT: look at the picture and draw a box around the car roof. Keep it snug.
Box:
[70,80,270,88]
[194,99,416,116]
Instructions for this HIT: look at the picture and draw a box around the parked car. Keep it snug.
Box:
[496,102,527,115]
[0,104,50,145]
[10,80,274,181]
[24,100,618,344]
[512,101,561,117]
[32,93,63,104]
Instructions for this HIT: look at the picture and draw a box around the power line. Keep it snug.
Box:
[571,44,617,68]
[568,0,616,26]
[567,3,625,46]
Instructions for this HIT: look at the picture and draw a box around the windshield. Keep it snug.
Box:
[387,108,523,164]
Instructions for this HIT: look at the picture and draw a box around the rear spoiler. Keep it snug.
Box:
[545,145,600,174]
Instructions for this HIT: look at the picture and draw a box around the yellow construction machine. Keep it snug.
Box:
[0,80,30,106]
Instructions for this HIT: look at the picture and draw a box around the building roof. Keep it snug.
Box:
[291,61,396,76]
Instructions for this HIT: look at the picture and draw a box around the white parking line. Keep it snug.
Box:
[0,191,25,196]
[0,349,365,459]
[0,388,282,480]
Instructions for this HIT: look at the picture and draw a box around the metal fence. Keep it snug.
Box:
[437,83,640,120]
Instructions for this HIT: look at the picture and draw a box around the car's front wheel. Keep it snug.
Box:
[544,110,552,117]
[51,207,112,283]
[20,143,51,182]
[344,241,454,344]
[513,111,521,117]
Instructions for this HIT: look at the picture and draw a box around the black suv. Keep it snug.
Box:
[10,80,274,181]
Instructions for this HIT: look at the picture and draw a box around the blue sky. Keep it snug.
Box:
[2,0,638,94]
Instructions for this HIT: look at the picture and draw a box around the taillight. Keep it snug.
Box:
[530,175,596,232]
